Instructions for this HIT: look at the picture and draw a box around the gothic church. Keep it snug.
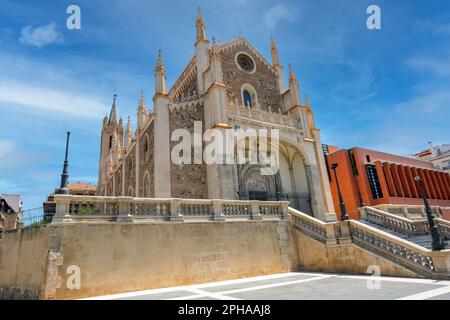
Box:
[97,8,336,221]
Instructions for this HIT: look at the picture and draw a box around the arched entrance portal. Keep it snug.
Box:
[239,165,278,201]
[237,140,313,215]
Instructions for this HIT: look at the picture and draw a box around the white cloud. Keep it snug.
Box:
[0,179,26,193]
[0,139,16,158]
[433,24,450,35]
[0,81,107,118]
[407,56,450,77]
[19,23,63,48]
[263,4,296,29]
[393,90,450,114]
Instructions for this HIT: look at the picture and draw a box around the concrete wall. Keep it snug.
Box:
[0,220,425,300]
[0,226,52,299]
[0,220,295,299]
[293,228,418,278]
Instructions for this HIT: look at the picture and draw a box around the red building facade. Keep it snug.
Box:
[325,147,450,220]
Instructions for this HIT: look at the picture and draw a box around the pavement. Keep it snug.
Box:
[83,272,450,300]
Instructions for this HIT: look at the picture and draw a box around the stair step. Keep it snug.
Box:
[360,219,449,250]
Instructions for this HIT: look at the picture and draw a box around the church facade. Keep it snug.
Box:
[97,8,336,221]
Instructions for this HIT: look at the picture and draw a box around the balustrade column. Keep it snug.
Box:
[212,199,225,221]
[250,201,262,220]
[52,196,71,223]
[170,198,184,222]
[117,196,133,222]
[279,201,291,220]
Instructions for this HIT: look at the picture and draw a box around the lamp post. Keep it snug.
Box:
[414,176,446,251]
[331,163,349,221]
[58,131,71,195]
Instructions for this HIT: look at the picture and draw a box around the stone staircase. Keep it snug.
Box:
[290,206,450,279]
[359,219,449,250]
[358,206,450,250]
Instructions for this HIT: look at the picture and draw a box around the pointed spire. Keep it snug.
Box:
[154,49,165,76]
[126,115,132,133]
[125,116,133,149]
[195,6,207,44]
[288,64,298,84]
[305,94,313,113]
[210,36,221,59]
[108,93,118,125]
[137,90,148,129]
[271,36,280,67]
[138,90,147,111]
[154,50,167,94]
[305,94,316,129]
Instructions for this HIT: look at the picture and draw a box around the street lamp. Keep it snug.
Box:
[331,163,349,221]
[414,176,446,251]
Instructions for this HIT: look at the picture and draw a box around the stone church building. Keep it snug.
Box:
[97,8,336,221]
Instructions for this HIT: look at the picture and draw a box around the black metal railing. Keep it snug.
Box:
[22,206,55,227]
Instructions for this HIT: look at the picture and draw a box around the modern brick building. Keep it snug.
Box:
[325,147,450,220]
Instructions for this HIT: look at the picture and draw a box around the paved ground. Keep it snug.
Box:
[84,272,450,300]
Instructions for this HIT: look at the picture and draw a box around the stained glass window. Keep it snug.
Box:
[243,89,252,108]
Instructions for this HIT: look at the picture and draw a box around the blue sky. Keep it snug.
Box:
[0,0,449,209]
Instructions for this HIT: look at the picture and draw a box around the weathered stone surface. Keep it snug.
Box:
[139,122,155,197]
[169,104,208,198]
[221,42,282,112]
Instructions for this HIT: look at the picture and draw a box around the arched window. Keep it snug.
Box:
[109,135,113,149]
[243,90,252,108]
[144,134,150,162]
[241,84,257,109]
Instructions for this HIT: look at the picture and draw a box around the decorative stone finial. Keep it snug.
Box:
[271,36,280,67]
[288,64,297,84]
[108,93,118,125]
[195,6,207,44]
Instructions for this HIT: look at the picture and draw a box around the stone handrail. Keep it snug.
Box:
[361,206,450,240]
[359,206,427,235]
[434,218,450,239]
[289,206,450,278]
[349,220,450,278]
[289,208,337,245]
[52,195,291,223]
[227,103,302,131]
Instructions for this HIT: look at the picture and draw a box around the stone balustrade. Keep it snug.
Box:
[433,218,450,239]
[360,206,450,240]
[289,207,450,279]
[349,220,450,278]
[359,206,427,235]
[52,195,290,223]
[227,103,302,131]
[289,208,337,245]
